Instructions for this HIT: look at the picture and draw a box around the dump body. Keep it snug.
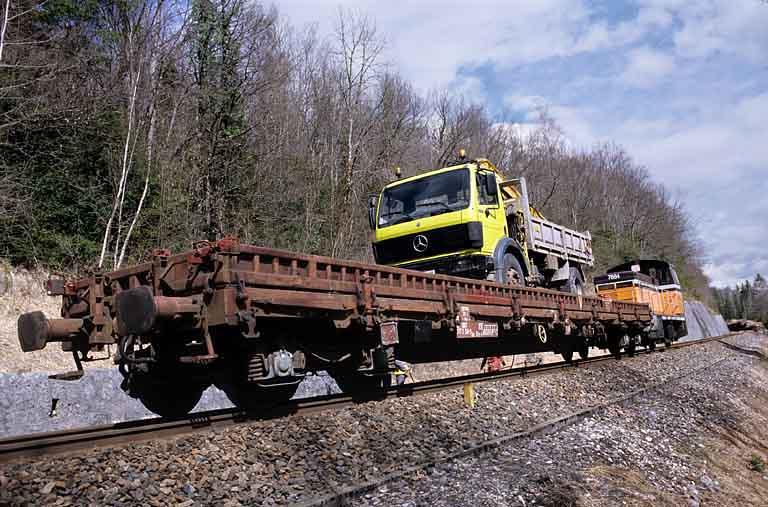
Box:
[499,178,593,267]
[18,239,655,415]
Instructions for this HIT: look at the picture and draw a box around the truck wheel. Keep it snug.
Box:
[498,253,524,286]
[561,268,585,295]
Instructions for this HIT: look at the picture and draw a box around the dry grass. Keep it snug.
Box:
[689,360,768,506]
[581,467,681,506]
[0,267,77,374]
[583,340,768,506]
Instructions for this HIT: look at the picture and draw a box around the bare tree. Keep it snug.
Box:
[0,0,9,62]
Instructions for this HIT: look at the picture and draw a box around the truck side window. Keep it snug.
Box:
[477,172,498,206]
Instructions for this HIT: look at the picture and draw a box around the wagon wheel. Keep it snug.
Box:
[220,381,300,412]
[607,336,622,359]
[664,323,675,347]
[626,340,636,357]
[329,368,391,398]
[135,379,206,418]
[578,343,589,360]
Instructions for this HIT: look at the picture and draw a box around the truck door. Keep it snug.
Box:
[475,170,506,253]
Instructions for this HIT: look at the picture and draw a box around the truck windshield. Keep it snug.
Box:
[378,168,469,227]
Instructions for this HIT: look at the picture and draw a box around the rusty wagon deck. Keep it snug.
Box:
[17,238,654,416]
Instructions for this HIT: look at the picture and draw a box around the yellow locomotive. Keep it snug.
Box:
[594,259,687,345]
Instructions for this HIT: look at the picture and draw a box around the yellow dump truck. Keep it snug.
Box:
[594,259,688,345]
[367,153,594,293]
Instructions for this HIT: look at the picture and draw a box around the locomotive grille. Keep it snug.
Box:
[246,353,266,382]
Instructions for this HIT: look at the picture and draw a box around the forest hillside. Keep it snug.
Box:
[0,1,711,302]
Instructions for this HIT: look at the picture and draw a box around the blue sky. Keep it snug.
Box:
[277,0,768,287]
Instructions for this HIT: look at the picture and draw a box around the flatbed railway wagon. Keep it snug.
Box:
[18,238,654,417]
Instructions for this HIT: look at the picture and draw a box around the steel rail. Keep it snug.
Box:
[0,334,736,463]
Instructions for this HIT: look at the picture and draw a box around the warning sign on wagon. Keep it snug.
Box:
[456,305,499,339]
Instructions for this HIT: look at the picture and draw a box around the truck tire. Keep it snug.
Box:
[561,267,585,295]
[498,253,524,286]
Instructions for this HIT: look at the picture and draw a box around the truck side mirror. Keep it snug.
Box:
[484,174,495,196]
[484,173,499,206]
[367,194,378,229]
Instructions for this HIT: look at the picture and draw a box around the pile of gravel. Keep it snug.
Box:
[1,337,750,506]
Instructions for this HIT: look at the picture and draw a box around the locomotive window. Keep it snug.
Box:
[670,267,680,285]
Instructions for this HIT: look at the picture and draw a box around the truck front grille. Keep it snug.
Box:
[374,222,482,265]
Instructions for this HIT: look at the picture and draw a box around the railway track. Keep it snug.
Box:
[301,353,736,507]
[0,334,735,464]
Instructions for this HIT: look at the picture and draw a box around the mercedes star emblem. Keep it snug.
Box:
[413,234,428,253]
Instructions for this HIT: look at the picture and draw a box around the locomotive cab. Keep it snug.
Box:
[594,259,687,343]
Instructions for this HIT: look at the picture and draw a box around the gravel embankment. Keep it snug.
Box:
[360,336,768,506]
[2,335,761,506]
[0,369,342,438]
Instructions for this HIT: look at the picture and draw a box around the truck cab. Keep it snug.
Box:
[368,155,594,293]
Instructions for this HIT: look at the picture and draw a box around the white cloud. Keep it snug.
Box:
[504,94,547,114]
[502,95,598,148]
[448,75,487,103]
[497,89,768,287]
[276,0,665,92]
[620,47,675,88]
[614,94,768,185]
[277,0,768,92]
[635,0,768,63]
[276,0,588,90]
[492,121,539,142]
[705,257,768,288]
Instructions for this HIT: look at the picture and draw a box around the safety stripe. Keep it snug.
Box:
[595,280,681,292]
